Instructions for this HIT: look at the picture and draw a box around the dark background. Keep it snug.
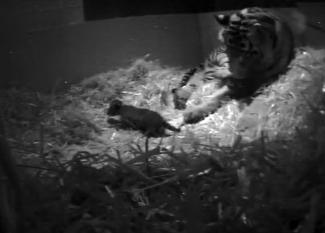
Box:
[84,0,298,20]
[1,0,325,91]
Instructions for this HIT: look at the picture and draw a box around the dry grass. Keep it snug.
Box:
[1,48,325,233]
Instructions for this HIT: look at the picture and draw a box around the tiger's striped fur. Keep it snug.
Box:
[172,7,297,124]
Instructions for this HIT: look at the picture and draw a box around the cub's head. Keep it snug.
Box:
[215,7,294,78]
[106,99,123,116]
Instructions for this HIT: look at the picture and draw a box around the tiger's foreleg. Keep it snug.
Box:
[182,85,230,124]
[172,66,204,110]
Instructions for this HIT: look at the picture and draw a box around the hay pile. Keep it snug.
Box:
[1,48,325,233]
[1,48,325,162]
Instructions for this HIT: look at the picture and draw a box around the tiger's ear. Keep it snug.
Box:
[214,14,229,25]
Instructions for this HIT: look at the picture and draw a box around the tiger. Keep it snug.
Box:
[172,7,297,124]
[106,99,180,137]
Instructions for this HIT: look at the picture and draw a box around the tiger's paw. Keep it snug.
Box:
[183,108,210,124]
[172,88,193,110]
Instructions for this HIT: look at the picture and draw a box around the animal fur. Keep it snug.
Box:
[173,7,298,125]
[106,99,180,137]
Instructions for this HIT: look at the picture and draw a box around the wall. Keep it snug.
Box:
[83,0,296,20]
[297,2,325,48]
[1,0,85,91]
[1,0,203,91]
[1,1,325,92]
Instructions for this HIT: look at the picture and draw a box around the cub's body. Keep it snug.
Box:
[107,99,180,137]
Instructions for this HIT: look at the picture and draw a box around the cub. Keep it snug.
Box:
[106,99,180,137]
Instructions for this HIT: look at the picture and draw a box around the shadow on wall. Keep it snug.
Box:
[83,0,297,20]
[0,11,205,92]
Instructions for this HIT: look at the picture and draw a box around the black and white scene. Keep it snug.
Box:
[1,0,325,232]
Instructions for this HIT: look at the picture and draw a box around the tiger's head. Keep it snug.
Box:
[215,7,295,79]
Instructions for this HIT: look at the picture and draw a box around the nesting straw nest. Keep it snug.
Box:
[1,48,325,162]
